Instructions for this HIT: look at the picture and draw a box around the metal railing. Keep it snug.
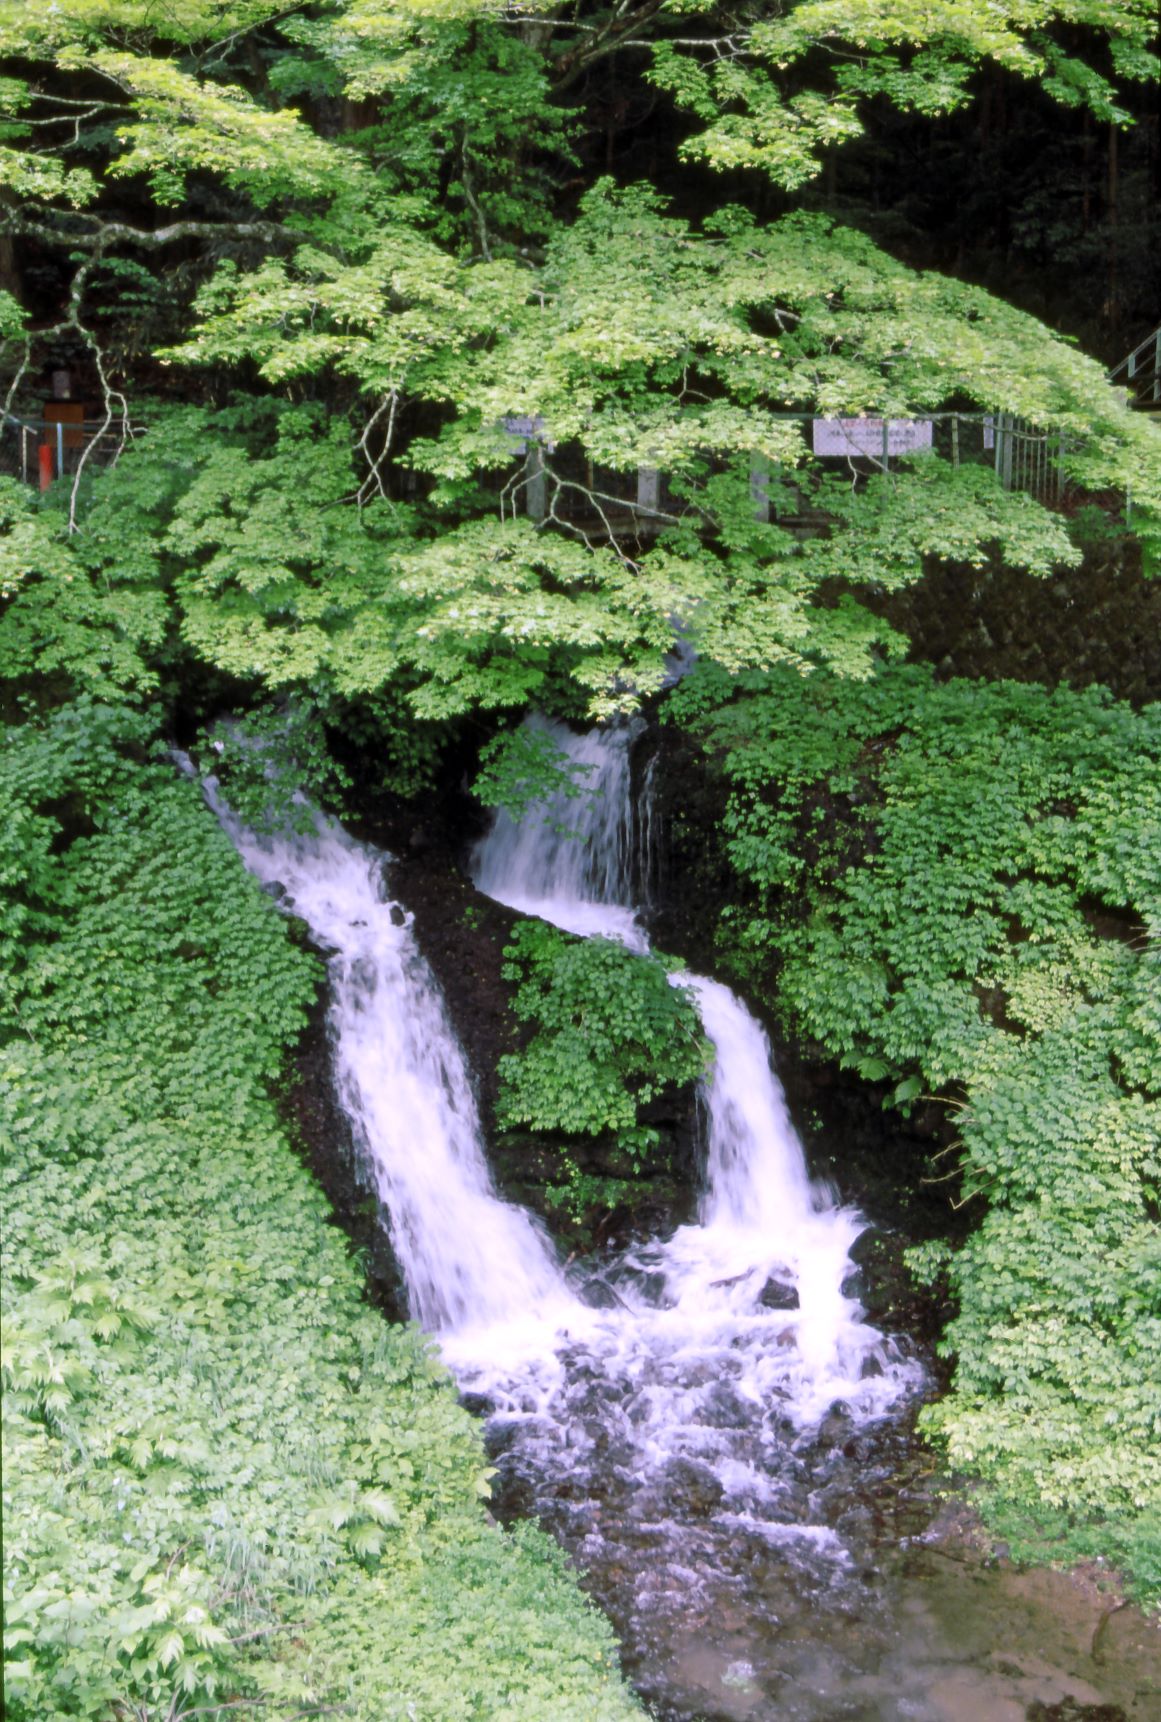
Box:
[1,412,129,489]
[1,406,1073,534]
[1108,327,1161,408]
[509,410,1069,531]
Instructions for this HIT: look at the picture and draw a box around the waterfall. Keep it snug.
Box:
[202,780,574,1337]
[472,715,648,950]
[469,718,899,1417]
[201,727,920,1713]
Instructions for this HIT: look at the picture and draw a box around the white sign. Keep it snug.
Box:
[500,414,554,453]
[812,418,933,458]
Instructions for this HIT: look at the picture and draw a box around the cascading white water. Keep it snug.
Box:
[201,728,923,1718]
[472,715,648,951]
[467,717,904,1419]
[201,781,574,1337]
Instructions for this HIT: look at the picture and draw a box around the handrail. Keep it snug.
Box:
[2,410,127,432]
[1108,327,1161,385]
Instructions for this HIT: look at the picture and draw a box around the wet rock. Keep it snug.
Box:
[388,903,406,927]
[260,879,287,902]
[758,1275,799,1311]
[663,1458,724,1517]
[616,1268,671,1307]
[460,1390,495,1419]
[1026,1706,1127,1722]
[699,1384,756,1429]
[814,1403,854,1448]
[580,1277,629,1311]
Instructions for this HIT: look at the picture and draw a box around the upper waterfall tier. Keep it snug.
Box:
[472,716,648,950]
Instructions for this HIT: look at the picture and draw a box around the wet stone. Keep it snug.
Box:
[460,1390,494,1419]
[663,1458,725,1517]
[700,1384,757,1430]
[1026,1705,1128,1722]
[613,1267,671,1306]
[758,1275,800,1310]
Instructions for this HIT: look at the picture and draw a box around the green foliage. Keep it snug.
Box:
[498,919,709,1164]
[669,659,1161,1602]
[474,723,595,820]
[4,0,1158,1627]
[33,197,1157,727]
[650,1,1158,186]
[5,0,1157,728]
[196,700,352,834]
[0,480,167,711]
[1,701,642,1720]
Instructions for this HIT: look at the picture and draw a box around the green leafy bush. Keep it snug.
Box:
[1,703,641,1720]
[669,661,1161,1602]
[498,919,710,1172]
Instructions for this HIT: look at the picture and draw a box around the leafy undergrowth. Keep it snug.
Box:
[498,919,709,1216]
[669,661,1161,1605]
[1,701,640,1720]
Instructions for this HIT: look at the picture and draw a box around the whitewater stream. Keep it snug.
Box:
[201,735,1155,1721]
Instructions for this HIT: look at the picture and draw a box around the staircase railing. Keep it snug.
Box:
[1108,327,1161,408]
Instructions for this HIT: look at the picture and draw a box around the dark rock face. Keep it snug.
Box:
[758,1275,799,1311]
[874,537,1161,709]
[662,1458,725,1517]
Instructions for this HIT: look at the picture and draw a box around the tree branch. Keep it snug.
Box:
[6,210,307,254]
[550,0,669,93]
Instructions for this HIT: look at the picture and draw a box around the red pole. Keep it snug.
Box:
[38,442,54,492]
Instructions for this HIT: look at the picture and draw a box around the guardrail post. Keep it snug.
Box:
[750,455,770,523]
[525,443,546,523]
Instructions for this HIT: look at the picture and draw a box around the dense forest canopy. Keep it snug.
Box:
[2,2,1160,1718]
[1,0,1159,734]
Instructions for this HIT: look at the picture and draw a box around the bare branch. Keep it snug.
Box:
[196,4,307,73]
[459,131,493,263]
[5,210,306,254]
[550,0,668,93]
[352,389,401,508]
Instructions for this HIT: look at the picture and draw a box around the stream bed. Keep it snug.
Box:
[482,1382,1159,1721]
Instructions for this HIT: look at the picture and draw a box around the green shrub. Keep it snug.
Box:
[1,703,641,1720]
[498,920,710,1199]
[669,661,1161,1603]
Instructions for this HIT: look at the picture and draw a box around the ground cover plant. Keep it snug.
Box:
[3,0,1160,1681]
[497,918,709,1214]
[0,699,641,1720]
[667,662,1161,1600]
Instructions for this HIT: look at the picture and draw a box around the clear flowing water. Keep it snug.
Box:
[462,721,927,1714]
[466,718,907,1418]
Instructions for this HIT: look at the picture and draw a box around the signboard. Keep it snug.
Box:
[500,414,554,453]
[812,418,933,458]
